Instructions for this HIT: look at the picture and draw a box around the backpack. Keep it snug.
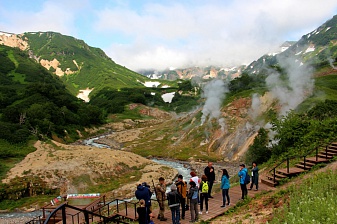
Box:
[176,181,187,198]
[201,181,209,193]
[244,172,251,184]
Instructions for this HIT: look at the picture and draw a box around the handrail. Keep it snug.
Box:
[268,140,334,183]
[43,203,112,224]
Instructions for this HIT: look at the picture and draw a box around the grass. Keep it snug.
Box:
[270,169,337,223]
[0,195,56,210]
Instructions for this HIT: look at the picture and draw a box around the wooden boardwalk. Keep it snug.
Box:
[150,183,273,223]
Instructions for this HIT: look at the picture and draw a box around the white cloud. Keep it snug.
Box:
[96,0,337,70]
[0,0,86,35]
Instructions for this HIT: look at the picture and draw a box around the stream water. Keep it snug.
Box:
[1,136,191,220]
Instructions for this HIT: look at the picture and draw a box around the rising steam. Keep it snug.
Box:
[266,55,314,116]
[200,79,228,132]
[328,57,337,70]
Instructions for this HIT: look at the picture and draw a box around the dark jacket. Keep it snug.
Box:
[135,185,151,207]
[204,166,215,182]
[167,190,181,208]
[137,206,148,224]
[251,166,259,184]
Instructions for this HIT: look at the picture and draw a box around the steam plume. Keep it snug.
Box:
[328,57,337,70]
[266,55,314,116]
[201,79,228,132]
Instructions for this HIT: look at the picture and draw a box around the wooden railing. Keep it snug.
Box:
[268,140,331,183]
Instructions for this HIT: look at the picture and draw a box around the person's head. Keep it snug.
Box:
[222,169,229,178]
[252,162,257,167]
[142,182,150,188]
[208,161,213,168]
[201,174,207,182]
[239,164,245,170]
[190,171,197,177]
[139,199,145,207]
[171,184,177,191]
[159,177,165,184]
[178,174,183,181]
[189,181,196,187]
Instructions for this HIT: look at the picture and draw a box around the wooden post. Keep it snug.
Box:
[287,158,289,173]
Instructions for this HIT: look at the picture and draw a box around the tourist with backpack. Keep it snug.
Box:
[238,164,248,199]
[220,169,230,207]
[175,174,187,220]
[249,162,259,191]
[204,162,215,198]
[167,185,181,224]
[199,175,209,214]
[187,181,199,222]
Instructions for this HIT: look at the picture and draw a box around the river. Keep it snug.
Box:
[0,136,191,221]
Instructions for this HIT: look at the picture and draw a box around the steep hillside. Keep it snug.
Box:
[0,31,149,97]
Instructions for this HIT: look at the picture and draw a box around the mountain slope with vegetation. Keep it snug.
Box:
[0,31,150,96]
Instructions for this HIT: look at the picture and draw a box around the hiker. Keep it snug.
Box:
[204,161,215,198]
[220,169,230,207]
[175,174,187,220]
[137,199,148,224]
[135,182,152,220]
[188,181,199,222]
[167,185,181,224]
[199,175,209,214]
[190,171,200,188]
[190,171,200,204]
[155,177,167,221]
[238,164,248,199]
[249,162,259,191]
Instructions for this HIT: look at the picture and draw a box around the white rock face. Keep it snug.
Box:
[144,81,161,87]
[77,88,93,102]
[161,92,175,103]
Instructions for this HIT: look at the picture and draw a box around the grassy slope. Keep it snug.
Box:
[23,32,149,95]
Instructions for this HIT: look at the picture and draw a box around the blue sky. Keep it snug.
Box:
[1,0,337,71]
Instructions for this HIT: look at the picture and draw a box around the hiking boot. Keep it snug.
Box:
[206,211,209,214]
[221,205,226,208]
[160,218,167,221]
[198,211,202,215]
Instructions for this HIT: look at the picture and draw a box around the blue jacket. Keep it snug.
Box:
[220,175,230,189]
[238,168,247,184]
[135,185,151,206]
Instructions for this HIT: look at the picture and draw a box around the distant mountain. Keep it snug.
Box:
[244,15,337,74]
[138,65,245,81]
[0,31,149,98]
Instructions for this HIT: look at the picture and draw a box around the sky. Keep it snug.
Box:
[1,0,337,71]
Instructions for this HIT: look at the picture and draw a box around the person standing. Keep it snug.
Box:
[249,162,259,191]
[155,177,167,221]
[167,185,181,224]
[188,181,199,223]
[238,164,248,200]
[189,171,200,188]
[135,182,152,222]
[137,199,148,224]
[204,162,215,198]
[175,174,187,220]
[199,175,209,215]
[220,169,230,207]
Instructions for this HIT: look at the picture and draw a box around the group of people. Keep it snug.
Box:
[135,162,259,224]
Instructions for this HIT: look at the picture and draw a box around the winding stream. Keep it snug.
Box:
[1,136,191,220]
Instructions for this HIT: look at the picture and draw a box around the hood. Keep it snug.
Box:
[137,185,145,191]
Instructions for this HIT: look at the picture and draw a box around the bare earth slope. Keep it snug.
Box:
[3,141,177,199]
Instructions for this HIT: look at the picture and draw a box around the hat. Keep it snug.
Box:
[239,164,245,167]
[178,174,183,179]
[142,182,148,187]
[171,185,177,191]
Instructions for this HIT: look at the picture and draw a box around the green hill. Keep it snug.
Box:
[22,32,149,95]
[0,44,104,144]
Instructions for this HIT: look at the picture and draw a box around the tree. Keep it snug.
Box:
[245,128,271,165]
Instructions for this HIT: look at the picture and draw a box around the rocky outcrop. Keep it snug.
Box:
[0,32,28,50]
